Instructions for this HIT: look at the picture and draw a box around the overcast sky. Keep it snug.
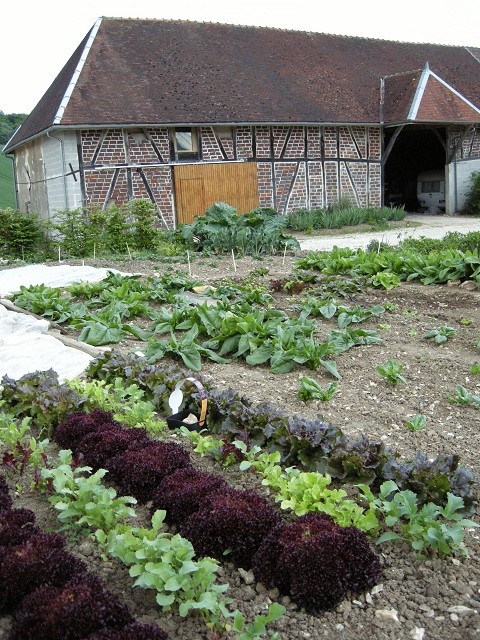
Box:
[2,0,480,114]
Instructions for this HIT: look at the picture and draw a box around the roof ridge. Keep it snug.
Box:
[98,16,471,48]
[383,68,424,80]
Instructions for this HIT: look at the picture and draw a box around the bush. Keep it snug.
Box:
[180,488,282,569]
[285,205,405,232]
[0,532,86,613]
[76,426,150,470]
[179,201,300,255]
[54,409,120,451]
[252,513,381,612]
[0,508,39,546]
[9,572,134,640]
[463,171,480,216]
[152,466,228,527]
[107,441,191,502]
[0,207,50,258]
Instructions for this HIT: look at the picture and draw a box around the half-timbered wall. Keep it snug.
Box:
[79,124,382,228]
[446,125,480,213]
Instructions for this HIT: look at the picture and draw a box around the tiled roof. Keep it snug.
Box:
[5,18,480,151]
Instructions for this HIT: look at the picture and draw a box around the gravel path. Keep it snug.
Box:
[297,215,480,252]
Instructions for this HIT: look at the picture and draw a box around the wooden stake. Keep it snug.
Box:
[126,243,132,260]
[93,243,96,260]
[187,250,192,276]
[231,249,237,272]
[282,243,287,266]
[58,246,61,263]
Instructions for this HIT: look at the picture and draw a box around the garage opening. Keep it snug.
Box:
[383,126,446,212]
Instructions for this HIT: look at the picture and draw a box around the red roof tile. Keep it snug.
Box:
[5,18,480,151]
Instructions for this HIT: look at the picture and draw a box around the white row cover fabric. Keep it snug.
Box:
[0,265,129,381]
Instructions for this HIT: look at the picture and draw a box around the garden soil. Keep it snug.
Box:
[0,215,480,640]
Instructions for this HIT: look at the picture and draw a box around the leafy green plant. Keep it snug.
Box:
[449,385,480,409]
[297,377,337,402]
[423,326,457,344]
[371,272,400,290]
[232,603,284,640]
[376,359,406,385]
[469,363,480,375]
[374,481,479,556]
[41,450,137,534]
[404,414,427,432]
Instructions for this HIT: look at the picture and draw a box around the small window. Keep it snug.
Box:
[216,126,233,139]
[421,180,441,193]
[173,128,199,161]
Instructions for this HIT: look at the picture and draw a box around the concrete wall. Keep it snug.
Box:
[446,158,480,213]
[43,132,82,218]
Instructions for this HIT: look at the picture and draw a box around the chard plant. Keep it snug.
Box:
[297,377,337,402]
[376,359,406,385]
[449,385,480,409]
[404,414,427,432]
[423,326,457,344]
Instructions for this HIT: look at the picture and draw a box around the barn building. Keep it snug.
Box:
[4,17,480,226]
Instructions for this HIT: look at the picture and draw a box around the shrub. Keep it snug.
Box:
[76,426,150,470]
[9,572,134,640]
[0,508,39,546]
[85,623,169,640]
[463,171,480,216]
[180,488,282,569]
[252,513,381,612]
[152,467,228,527]
[0,532,87,613]
[107,442,191,502]
[0,207,49,258]
[54,409,120,451]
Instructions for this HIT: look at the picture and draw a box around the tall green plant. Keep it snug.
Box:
[464,171,480,216]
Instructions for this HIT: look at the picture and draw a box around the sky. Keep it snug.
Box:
[2,0,480,114]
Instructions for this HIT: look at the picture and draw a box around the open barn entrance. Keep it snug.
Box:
[383,126,446,212]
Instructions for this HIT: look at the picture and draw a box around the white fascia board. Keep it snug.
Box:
[53,17,103,125]
[407,65,430,121]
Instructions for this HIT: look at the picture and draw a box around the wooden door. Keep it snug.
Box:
[174,162,259,224]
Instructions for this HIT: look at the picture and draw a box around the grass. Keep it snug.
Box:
[0,151,16,209]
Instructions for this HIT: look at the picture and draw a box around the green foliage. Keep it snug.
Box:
[404,414,427,432]
[0,155,15,209]
[374,481,479,556]
[285,206,405,231]
[0,207,50,258]
[179,202,300,256]
[469,363,480,375]
[232,603,284,640]
[68,377,166,436]
[104,509,235,629]
[41,450,137,533]
[371,271,401,290]
[0,411,49,480]
[0,112,27,145]
[297,377,337,401]
[449,385,480,409]
[422,326,456,344]
[376,359,406,385]
[463,171,480,216]
[0,370,85,438]
[129,199,160,250]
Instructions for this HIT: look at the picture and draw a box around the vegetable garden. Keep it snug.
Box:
[0,226,479,640]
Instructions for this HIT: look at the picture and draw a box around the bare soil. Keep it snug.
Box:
[1,251,479,640]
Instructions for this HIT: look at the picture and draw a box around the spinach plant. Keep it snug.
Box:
[423,326,457,344]
[376,359,406,385]
[297,377,337,402]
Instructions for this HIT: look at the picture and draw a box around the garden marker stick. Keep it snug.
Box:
[187,250,192,276]
[231,249,237,272]
[93,243,96,259]
[58,246,61,263]
[126,243,132,260]
[282,243,287,266]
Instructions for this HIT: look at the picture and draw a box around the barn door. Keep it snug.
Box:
[174,162,259,224]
